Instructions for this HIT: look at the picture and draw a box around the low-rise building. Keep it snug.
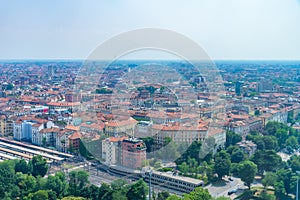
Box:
[208,127,226,148]
[105,117,137,136]
[68,131,82,152]
[225,120,250,138]
[35,127,61,147]
[14,118,55,142]
[237,140,257,156]
[56,128,75,152]
[0,115,13,136]
[151,122,209,145]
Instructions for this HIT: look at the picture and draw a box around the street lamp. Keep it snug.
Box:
[149,169,153,200]
[297,177,299,200]
[296,171,300,200]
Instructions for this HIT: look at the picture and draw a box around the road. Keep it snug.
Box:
[205,177,245,199]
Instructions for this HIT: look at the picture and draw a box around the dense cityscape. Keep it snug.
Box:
[2,0,300,199]
[0,60,299,199]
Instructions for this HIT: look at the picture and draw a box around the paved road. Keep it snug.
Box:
[205,177,245,199]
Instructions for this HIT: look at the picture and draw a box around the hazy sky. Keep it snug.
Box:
[1,0,300,60]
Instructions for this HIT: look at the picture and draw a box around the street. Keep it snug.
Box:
[205,177,245,199]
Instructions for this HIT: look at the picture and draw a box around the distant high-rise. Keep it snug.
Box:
[47,65,54,81]
[235,81,242,96]
[257,79,273,93]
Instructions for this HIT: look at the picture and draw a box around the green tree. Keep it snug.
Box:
[30,190,48,200]
[225,131,242,147]
[266,121,288,135]
[214,150,231,180]
[276,169,293,195]
[15,159,32,174]
[80,186,93,199]
[238,160,257,189]
[187,157,199,176]
[47,190,57,200]
[141,137,156,153]
[98,183,112,199]
[16,173,37,197]
[176,141,202,165]
[178,162,189,175]
[68,170,89,196]
[45,172,67,198]
[252,150,282,174]
[230,163,240,177]
[230,148,244,163]
[142,160,150,167]
[35,176,46,193]
[0,161,17,198]
[275,129,288,148]
[154,160,162,169]
[157,191,170,200]
[259,190,276,200]
[265,121,289,149]
[206,164,217,183]
[213,197,231,200]
[286,136,299,149]
[246,135,278,151]
[112,190,128,200]
[31,155,48,177]
[3,185,20,199]
[262,172,277,188]
[111,179,127,190]
[226,145,239,155]
[274,181,286,199]
[89,184,101,200]
[256,139,265,150]
[126,179,148,200]
[289,155,300,172]
[166,195,181,200]
[61,197,87,200]
[183,187,211,200]
[263,136,278,150]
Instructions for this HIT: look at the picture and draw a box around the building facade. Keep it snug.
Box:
[121,138,146,169]
[102,136,128,166]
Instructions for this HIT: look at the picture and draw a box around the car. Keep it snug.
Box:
[227,189,237,195]
[229,177,234,181]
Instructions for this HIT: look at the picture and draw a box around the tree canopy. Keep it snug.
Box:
[214,150,231,180]
[237,160,257,189]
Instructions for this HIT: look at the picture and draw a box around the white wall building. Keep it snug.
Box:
[102,136,127,166]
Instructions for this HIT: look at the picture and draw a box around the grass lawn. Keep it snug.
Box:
[61,163,75,169]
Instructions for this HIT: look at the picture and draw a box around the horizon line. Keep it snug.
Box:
[1,59,300,62]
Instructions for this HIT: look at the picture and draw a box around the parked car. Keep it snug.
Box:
[228,189,237,195]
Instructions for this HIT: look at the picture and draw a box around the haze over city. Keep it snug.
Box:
[1,0,300,60]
